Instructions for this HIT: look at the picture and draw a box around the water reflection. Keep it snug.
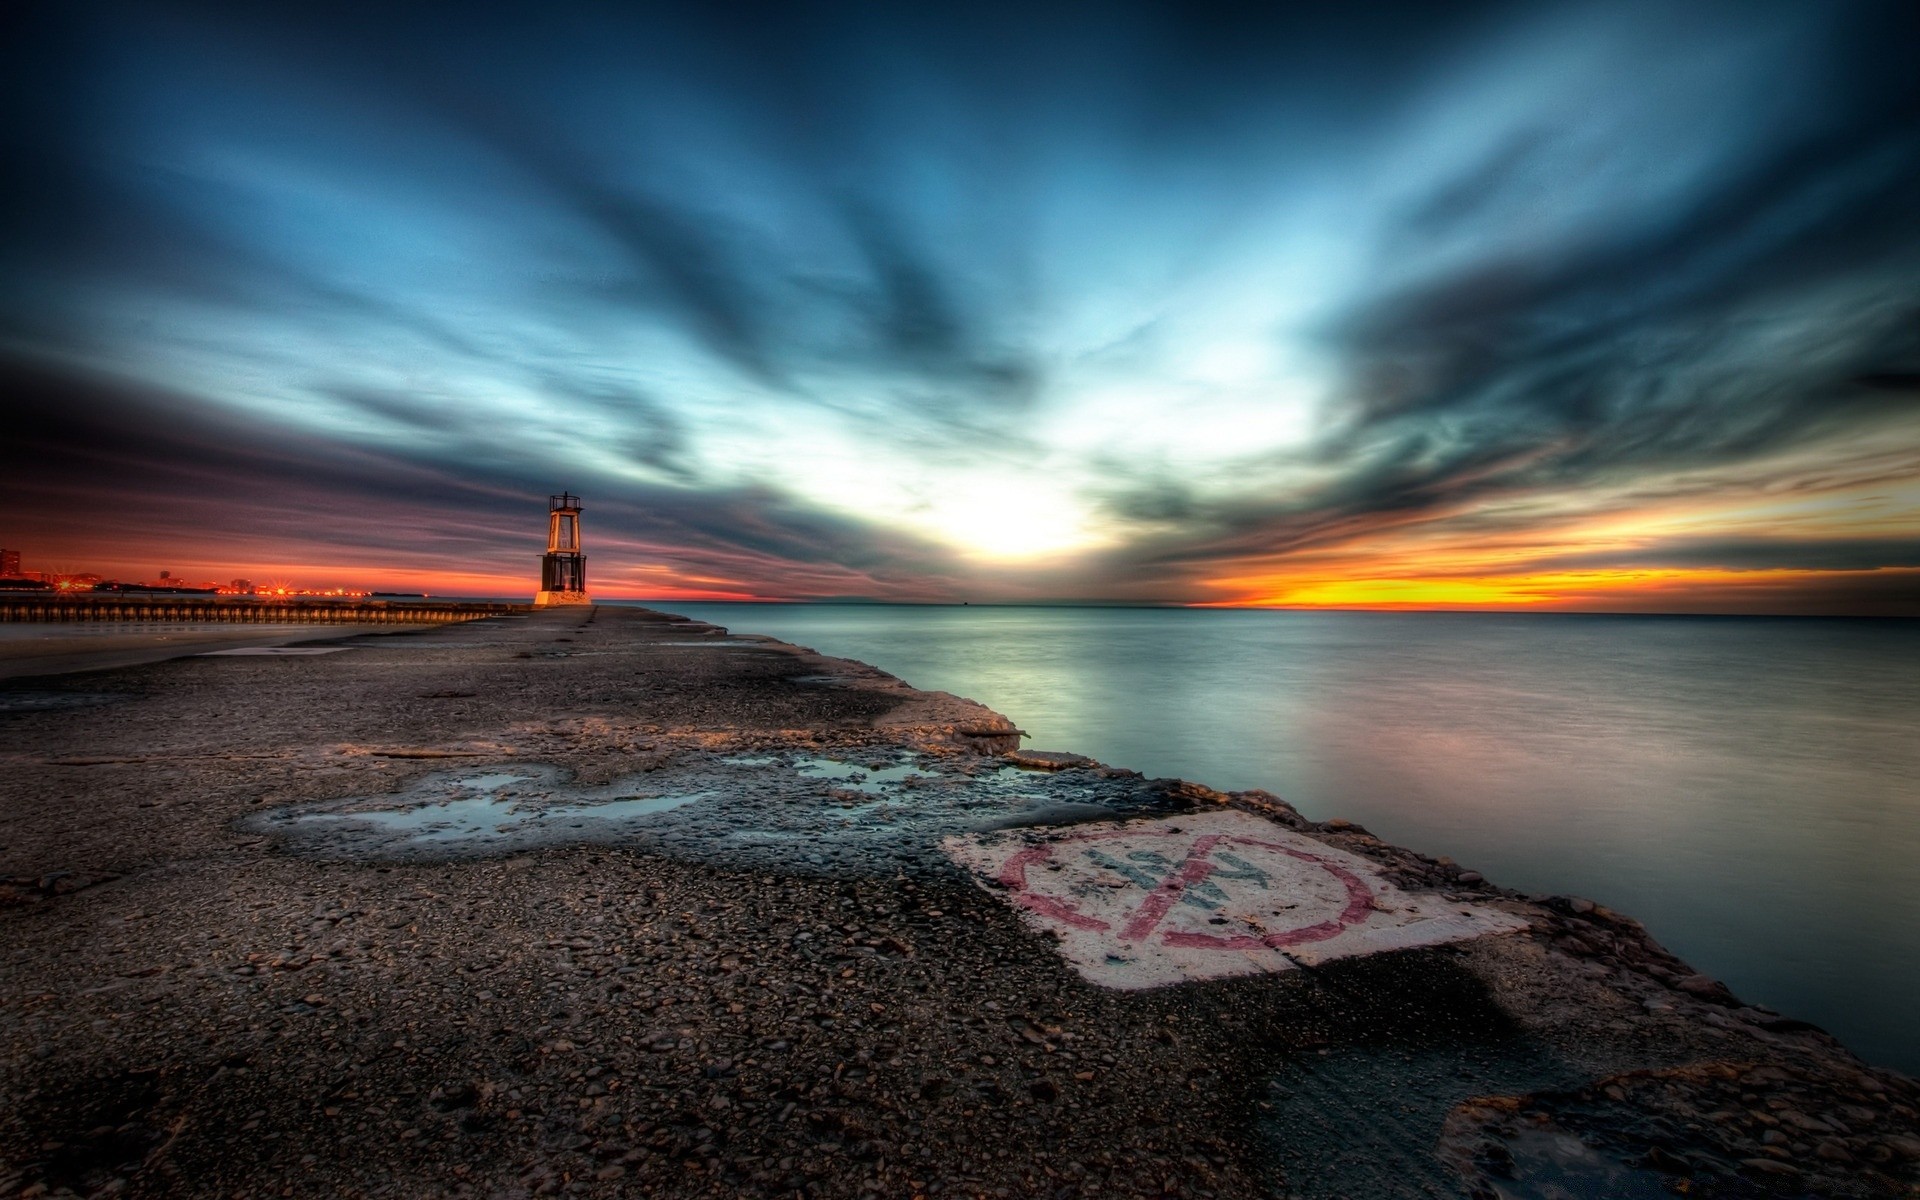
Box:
[650,603,1920,1074]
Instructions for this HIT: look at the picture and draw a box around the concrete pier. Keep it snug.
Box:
[1,606,1913,1198]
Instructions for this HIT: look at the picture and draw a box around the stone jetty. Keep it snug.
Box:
[2,606,1914,1198]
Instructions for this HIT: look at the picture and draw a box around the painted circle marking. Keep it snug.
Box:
[996,826,1375,951]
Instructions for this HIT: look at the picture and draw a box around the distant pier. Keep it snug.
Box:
[0,595,528,624]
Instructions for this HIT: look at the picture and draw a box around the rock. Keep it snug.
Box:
[1456,871,1483,885]
[1672,974,1736,1003]
[1883,1133,1920,1161]
[1813,1139,1852,1164]
[1567,897,1596,915]
[1005,751,1093,772]
[1778,1110,1834,1135]
[1739,1158,1800,1177]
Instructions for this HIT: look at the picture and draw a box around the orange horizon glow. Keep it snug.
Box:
[11,549,1917,613]
[1194,566,1920,613]
[13,465,1917,614]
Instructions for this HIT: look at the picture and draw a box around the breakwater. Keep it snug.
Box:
[2,605,1913,1199]
[0,595,527,624]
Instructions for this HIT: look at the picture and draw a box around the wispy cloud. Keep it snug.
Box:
[1,0,1916,611]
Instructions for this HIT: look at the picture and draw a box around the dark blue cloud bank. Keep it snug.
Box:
[3,1,1917,609]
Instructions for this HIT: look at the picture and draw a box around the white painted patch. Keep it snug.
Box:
[943,810,1527,989]
[199,646,353,656]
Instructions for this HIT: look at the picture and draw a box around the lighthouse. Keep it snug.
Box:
[534,492,591,607]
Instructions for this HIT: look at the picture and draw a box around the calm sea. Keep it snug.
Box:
[644,603,1920,1076]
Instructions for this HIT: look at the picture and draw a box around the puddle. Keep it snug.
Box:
[0,691,128,714]
[253,750,1184,876]
[200,646,352,657]
[259,767,710,850]
[457,772,538,791]
[792,757,926,794]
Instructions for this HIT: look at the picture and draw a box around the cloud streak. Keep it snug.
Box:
[2,0,1916,612]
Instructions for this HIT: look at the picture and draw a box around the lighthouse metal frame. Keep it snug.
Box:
[534,492,591,607]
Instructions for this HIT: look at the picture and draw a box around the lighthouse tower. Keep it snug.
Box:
[534,492,591,607]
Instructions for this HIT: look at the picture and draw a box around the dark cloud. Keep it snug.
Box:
[1521,537,1920,575]
[2,1,1917,610]
[0,352,958,595]
[1086,3,1920,580]
[838,201,1039,415]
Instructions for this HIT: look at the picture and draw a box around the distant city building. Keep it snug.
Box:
[230,579,253,592]
[535,492,591,607]
[0,549,18,577]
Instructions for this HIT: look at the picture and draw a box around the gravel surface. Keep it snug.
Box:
[2,606,1914,1198]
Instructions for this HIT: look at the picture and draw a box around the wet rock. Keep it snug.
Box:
[1005,751,1093,771]
[1673,974,1736,1003]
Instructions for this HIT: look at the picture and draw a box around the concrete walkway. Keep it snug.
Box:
[2,607,1913,1197]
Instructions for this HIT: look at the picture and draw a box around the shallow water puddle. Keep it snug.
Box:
[793,757,926,793]
[263,767,709,849]
[0,691,127,714]
[254,749,1183,872]
[945,810,1529,988]
[200,646,353,656]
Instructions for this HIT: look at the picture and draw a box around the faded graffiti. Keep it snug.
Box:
[945,811,1528,989]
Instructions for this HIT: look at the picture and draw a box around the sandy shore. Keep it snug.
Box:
[2,606,1915,1198]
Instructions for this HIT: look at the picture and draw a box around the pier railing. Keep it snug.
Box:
[0,596,531,624]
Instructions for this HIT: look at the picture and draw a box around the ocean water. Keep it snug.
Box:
[645,603,1920,1076]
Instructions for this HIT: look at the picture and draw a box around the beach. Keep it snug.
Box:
[2,606,1915,1198]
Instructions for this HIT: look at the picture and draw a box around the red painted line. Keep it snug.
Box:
[987,824,1380,953]
[1158,844,1375,951]
[1118,834,1224,943]
[997,843,1109,931]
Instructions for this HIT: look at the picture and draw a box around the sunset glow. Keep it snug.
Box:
[2,3,1916,613]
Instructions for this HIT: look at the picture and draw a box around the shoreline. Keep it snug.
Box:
[2,606,1915,1197]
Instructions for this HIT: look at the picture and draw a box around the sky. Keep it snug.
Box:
[2,0,1917,612]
